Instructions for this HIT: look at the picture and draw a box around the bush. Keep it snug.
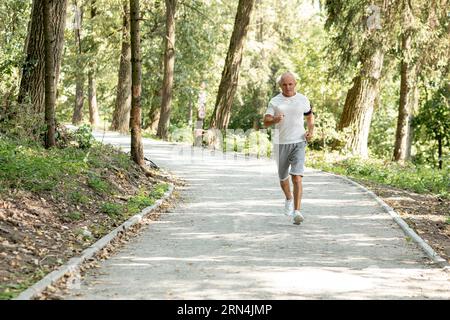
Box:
[308,150,450,199]
[73,124,95,149]
[100,202,123,218]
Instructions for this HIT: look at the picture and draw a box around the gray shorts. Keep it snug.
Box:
[274,141,307,181]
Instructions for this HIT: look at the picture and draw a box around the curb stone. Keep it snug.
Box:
[315,169,449,270]
[14,184,175,300]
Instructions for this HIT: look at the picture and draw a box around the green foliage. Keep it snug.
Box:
[0,267,47,300]
[308,150,450,198]
[414,84,450,167]
[84,142,132,171]
[0,137,87,192]
[73,125,95,149]
[0,0,31,100]
[125,183,168,215]
[100,202,123,218]
[66,211,83,221]
[150,183,169,199]
[127,190,155,215]
[169,124,194,144]
[87,172,111,194]
[69,191,89,205]
[0,136,128,197]
[0,101,46,144]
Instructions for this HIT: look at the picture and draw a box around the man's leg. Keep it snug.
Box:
[276,144,292,200]
[292,175,303,210]
[280,178,292,200]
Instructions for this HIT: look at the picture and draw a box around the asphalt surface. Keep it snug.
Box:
[63,131,450,299]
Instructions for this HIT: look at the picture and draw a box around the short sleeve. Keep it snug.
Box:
[264,101,275,116]
[303,98,312,116]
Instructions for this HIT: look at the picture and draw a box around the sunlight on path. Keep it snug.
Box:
[64,132,450,299]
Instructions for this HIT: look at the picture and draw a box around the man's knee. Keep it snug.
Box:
[291,175,303,184]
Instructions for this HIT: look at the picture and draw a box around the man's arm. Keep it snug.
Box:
[263,114,284,128]
[305,113,315,142]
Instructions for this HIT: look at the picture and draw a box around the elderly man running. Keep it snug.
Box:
[263,71,315,225]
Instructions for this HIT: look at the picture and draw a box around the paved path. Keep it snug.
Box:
[65,131,450,299]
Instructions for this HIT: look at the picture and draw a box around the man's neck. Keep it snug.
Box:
[281,92,296,97]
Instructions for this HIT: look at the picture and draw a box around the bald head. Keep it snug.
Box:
[278,71,297,97]
[277,71,297,86]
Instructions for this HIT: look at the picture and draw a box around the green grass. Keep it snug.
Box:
[126,183,169,215]
[65,211,83,221]
[308,150,450,199]
[0,138,86,192]
[100,202,123,218]
[68,191,89,205]
[150,183,169,198]
[0,268,48,300]
[0,136,131,195]
[87,173,112,194]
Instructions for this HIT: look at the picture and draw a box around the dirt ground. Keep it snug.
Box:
[0,161,182,299]
[355,179,450,264]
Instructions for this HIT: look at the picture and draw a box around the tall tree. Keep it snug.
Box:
[156,0,177,140]
[209,0,256,130]
[130,0,144,166]
[111,1,132,133]
[43,0,56,148]
[17,0,67,114]
[71,0,85,125]
[393,0,417,162]
[88,0,100,127]
[337,44,384,158]
[326,1,395,157]
[394,0,449,162]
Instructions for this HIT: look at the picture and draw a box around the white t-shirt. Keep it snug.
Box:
[265,92,312,144]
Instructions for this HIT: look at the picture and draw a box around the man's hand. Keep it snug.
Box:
[273,113,284,124]
[305,131,314,142]
[263,113,284,127]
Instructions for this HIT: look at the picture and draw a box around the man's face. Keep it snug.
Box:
[280,75,296,97]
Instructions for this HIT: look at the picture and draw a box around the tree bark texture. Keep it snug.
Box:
[157,0,177,140]
[111,2,132,133]
[18,0,67,114]
[148,88,162,132]
[130,0,144,166]
[394,1,418,162]
[210,0,255,130]
[338,46,384,158]
[72,2,85,125]
[88,68,99,126]
[88,0,100,127]
[44,0,56,148]
[393,33,418,162]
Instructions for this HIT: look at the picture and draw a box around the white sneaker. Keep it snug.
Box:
[284,199,293,216]
[292,210,304,225]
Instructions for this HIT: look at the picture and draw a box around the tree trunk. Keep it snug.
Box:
[156,0,177,140]
[393,33,417,162]
[338,45,384,158]
[18,0,67,114]
[88,0,100,127]
[210,0,255,130]
[88,68,99,127]
[394,1,417,162]
[43,0,56,148]
[148,88,162,132]
[437,136,443,169]
[130,0,144,166]
[111,2,132,133]
[72,1,84,125]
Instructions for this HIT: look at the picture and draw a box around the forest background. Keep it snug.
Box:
[0,0,449,299]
